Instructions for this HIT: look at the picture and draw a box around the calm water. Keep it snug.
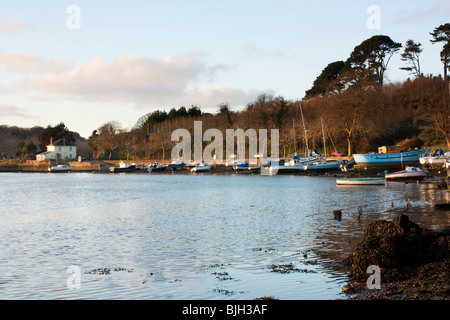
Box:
[0,172,449,300]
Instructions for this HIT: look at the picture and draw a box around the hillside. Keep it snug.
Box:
[0,125,91,159]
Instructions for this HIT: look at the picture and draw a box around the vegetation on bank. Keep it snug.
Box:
[2,23,449,161]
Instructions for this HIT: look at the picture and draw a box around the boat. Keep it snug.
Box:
[146,162,167,172]
[353,146,429,170]
[303,158,342,171]
[48,164,72,173]
[168,159,186,170]
[419,149,450,168]
[187,161,201,168]
[340,158,355,172]
[263,155,317,174]
[232,162,262,171]
[385,166,428,180]
[225,154,246,167]
[109,162,136,173]
[303,117,342,171]
[247,164,262,171]
[336,177,386,185]
[191,163,211,172]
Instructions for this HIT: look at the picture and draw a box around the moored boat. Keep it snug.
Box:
[48,164,72,173]
[336,177,386,185]
[146,162,167,172]
[225,154,245,167]
[385,166,427,180]
[233,162,262,171]
[264,155,317,174]
[191,163,211,172]
[168,159,186,170]
[419,149,450,168]
[353,146,429,170]
[109,162,136,173]
[303,158,342,171]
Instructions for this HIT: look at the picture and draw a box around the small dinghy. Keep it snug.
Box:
[336,177,386,185]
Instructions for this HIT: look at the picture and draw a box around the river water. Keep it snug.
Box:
[0,172,448,300]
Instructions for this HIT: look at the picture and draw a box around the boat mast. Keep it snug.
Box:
[321,116,327,158]
[292,118,296,154]
[299,102,309,156]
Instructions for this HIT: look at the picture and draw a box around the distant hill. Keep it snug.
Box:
[0,125,91,159]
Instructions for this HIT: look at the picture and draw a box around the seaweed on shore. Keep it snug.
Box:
[342,213,450,299]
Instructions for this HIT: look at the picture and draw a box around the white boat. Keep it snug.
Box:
[191,163,211,172]
[336,177,386,185]
[419,149,450,167]
[225,154,246,167]
[232,162,262,171]
[263,155,318,174]
[385,166,427,180]
[303,117,342,171]
[48,164,72,173]
[146,162,167,172]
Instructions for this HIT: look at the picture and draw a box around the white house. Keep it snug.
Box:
[36,138,77,161]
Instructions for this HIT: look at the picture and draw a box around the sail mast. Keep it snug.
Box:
[321,116,327,157]
[299,102,309,155]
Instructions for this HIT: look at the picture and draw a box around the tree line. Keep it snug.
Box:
[6,23,449,161]
[86,23,449,160]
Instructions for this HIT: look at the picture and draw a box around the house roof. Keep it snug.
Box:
[49,138,77,147]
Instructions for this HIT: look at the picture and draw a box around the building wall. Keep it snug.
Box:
[36,145,77,161]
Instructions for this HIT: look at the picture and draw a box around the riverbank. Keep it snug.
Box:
[341,213,449,300]
[0,159,101,172]
[1,159,448,180]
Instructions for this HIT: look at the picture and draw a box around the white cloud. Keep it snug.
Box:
[1,52,271,110]
[0,52,73,74]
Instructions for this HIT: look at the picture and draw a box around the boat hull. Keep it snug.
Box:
[191,164,211,172]
[336,178,386,185]
[48,165,72,173]
[385,172,427,180]
[353,149,426,167]
[305,164,341,170]
[109,165,136,173]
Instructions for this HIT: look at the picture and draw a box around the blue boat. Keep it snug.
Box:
[303,159,342,171]
[353,147,429,170]
[168,159,186,170]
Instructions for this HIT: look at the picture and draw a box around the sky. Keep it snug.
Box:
[0,0,449,138]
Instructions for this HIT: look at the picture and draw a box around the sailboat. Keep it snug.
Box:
[303,117,342,171]
[262,103,318,174]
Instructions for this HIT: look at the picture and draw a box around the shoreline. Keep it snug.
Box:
[0,159,448,179]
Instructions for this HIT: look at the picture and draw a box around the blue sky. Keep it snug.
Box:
[0,0,449,138]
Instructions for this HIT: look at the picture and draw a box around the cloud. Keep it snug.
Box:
[0,19,35,34]
[0,104,34,118]
[2,52,270,109]
[393,0,450,25]
[0,52,73,74]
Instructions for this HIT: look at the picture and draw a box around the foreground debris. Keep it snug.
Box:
[342,213,449,299]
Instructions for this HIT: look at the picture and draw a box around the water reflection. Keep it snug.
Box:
[0,173,448,299]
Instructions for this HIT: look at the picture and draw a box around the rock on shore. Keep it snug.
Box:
[342,214,449,299]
